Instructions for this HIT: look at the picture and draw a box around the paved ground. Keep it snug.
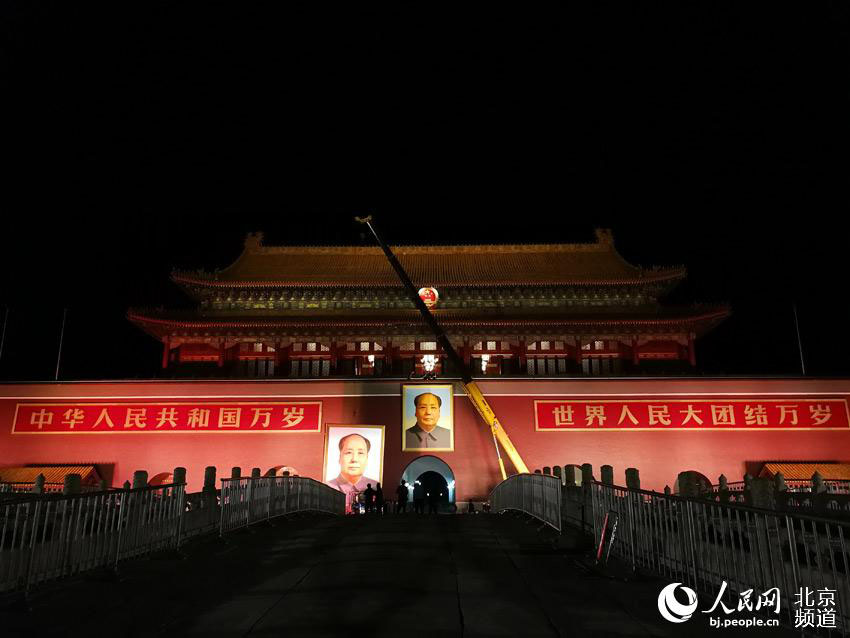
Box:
[2,512,800,637]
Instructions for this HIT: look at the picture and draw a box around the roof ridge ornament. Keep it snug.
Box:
[245,232,264,249]
[594,228,614,245]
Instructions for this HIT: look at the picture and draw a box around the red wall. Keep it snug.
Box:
[1,378,849,500]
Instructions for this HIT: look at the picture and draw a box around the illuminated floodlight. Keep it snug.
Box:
[481,354,490,373]
[421,354,437,372]
[367,354,375,364]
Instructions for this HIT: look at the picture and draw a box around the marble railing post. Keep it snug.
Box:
[63,473,81,495]
[173,467,187,486]
[717,474,730,504]
[132,470,148,489]
[32,473,45,494]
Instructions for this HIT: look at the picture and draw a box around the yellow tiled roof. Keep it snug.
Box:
[172,231,686,288]
[761,463,850,481]
[0,465,100,484]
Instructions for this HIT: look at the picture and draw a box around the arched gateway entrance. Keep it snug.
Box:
[400,456,456,504]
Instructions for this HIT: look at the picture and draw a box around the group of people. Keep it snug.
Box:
[360,482,384,513]
[395,479,443,514]
[350,480,444,514]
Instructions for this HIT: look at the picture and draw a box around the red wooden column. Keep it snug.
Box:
[687,333,697,366]
[274,341,281,376]
[218,340,226,367]
[384,340,394,374]
[632,336,640,366]
[573,337,582,365]
[518,337,527,371]
[161,336,170,369]
[281,343,292,375]
[330,341,339,375]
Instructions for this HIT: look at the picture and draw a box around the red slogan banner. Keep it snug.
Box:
[13,401,322,433]
[535,398,849,431]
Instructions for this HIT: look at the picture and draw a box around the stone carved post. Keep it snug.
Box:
[771,472,787,511]
[746,478,775,509]
[812,471,828,514]
[173,467,187,485]
[203,466,217,493]
[99,479,108,491]
[677,472,700,499]
[564,465,579,487]
[128,471,148,541]
[132,470,148,489]
[172,467,187,545]
[231,467,242,480]
[552,465,563,486]
[580,464,594,533]
[812,471,826,494]
[32,473,45,494]
[542,466,551,475]
[625,468,640,490]
[203,466,218,526]
[63,473,81,495]
[601,465,614,486]
[247,468,261,521]
[664,486,671,496]
[718,474,730,504]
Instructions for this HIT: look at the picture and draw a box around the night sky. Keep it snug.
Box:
[2,4,848,381]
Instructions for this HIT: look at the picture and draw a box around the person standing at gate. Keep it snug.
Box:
[375,482,384,514]
[413,480,425,514]
[363,483,375,512]
[395,480,409,513]
[427,488,440,514]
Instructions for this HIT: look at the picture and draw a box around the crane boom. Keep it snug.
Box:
[355,216,529,478]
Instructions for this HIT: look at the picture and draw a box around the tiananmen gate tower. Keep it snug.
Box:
[2,229,849,505]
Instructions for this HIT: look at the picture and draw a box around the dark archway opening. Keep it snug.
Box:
[418,470,449,511]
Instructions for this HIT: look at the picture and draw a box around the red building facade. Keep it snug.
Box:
[1,378,848,502]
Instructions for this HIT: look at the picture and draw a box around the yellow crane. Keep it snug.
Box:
[355,216,529,479]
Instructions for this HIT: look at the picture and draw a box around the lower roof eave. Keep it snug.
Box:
[128,309,730,340]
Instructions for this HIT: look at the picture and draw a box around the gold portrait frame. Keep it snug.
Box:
[322,424,386,489]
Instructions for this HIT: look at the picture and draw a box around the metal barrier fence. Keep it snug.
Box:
[219,475,345,535]
[0,483,185,594]
[490,473,561,531]
[591,481,850,635]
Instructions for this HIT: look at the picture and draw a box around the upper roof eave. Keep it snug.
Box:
[170,269,687,290]
[169,231,687,290]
